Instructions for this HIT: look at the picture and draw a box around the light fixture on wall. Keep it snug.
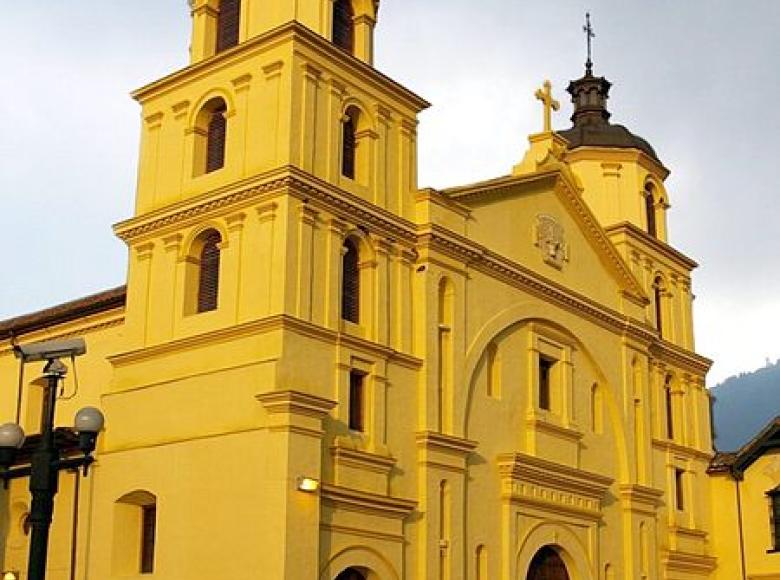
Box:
[3,571,20,580]
[297,476,320,493]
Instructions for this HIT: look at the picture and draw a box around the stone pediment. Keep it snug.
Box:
[497,453,613,520]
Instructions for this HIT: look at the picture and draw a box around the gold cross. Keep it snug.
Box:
[534,80,560,133]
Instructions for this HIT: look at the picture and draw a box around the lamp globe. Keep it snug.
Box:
[74,407,105,434]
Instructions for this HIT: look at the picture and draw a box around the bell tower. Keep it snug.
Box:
[189,0,379,64]
[118,0,428,349]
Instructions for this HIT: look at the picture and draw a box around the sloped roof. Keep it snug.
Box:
[0,286,126,340]
[708,416,780,477]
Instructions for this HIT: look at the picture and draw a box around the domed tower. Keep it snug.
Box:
[559,62,697,351]
[559,64,670,242]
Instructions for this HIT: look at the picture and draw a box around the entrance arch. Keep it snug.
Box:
[526,546,570,580]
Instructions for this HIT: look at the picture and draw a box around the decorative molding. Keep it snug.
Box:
[320,484,416,519]
[497,453,612,519]
[662,549,717,574]
[534,213,569,269]
[131,22,429,112]
[108,313,422,370]
[256,390,336,418]
[619,484,664,516]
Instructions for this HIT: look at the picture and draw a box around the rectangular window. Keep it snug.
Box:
[771,493,780,550]
[674,468,685,511]
[140,505,156,574]
[349,371,365,432]
[538,357,554,411]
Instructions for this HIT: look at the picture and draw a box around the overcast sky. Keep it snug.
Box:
[1,2,778,386]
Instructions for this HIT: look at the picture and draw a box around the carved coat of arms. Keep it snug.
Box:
[534,214,569,269]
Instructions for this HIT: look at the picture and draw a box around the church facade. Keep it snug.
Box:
[0,2,747,579]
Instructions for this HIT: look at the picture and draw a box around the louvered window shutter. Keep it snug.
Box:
[332,0,354,53]
[216,0,241,53]
[342,116,356,179]
[341,239,360,323]
[206,106,227,173]
[197,232,222,313]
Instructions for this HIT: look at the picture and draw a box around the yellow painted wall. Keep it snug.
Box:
[0,3,738,580]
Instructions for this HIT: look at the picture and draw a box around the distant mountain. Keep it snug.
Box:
[711,360,780,451]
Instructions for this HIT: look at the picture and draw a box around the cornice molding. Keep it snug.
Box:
[441,169,648,305]
[320,483,416,519]
[132,21,429,113]
[108,313,422,370]
[565,146,670,180]
[606,221,698,271]
[256,389,336,418]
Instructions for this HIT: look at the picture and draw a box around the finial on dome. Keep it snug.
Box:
[583,12,595,76]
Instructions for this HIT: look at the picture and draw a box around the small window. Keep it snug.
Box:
[539,356,555,411]
[665,375,674,440]
[140,505,156,574]
[332,0,354,54]
[216,0,241,53]
[341,109,358,179]
[341,238,360,323]
[206,104,227,173]
[769,491,780,550]
[113,491,157,576]
[348,370,365,432]
[197,230,222,313]
[653,277,664,335]
[674,468,685,511]
[645,184,657,237]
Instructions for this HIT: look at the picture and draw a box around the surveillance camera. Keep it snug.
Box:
[13,338,87,363]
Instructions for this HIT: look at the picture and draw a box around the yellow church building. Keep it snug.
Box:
[0,2,774,579]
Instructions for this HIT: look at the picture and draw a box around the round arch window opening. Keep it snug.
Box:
[526,546,570,580]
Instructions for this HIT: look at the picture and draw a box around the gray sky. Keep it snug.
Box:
[1,1,778,386]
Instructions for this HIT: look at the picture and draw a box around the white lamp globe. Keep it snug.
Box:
[74,407,105,434]
[0,423,25,449]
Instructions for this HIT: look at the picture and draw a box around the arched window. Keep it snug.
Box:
[194,98,228,176]
[664,374,674,440]
[653,276,664,335]
[206,103,227,173]
[645,184,657,237]
[216,0,241,53]
[335,568,366,580]
[341,238,360,323]
[526,546,570,580]
[197,230,222,313]
[342,107,358,179]
[332,0,355,53]
[113,491,157,575]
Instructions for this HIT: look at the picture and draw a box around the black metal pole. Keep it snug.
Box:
[26,364,63,580]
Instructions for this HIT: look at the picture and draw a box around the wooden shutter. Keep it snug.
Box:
[140,505,156,574]
[206,105,227,173]
[348,371,364,432]
[332,0,354,53]
[341,115,356,179]
[216,0,241,53]
[341,239,360,323]
[645,189,657,237]
[197,231,222,313]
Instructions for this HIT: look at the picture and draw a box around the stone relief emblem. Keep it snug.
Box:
[534,214,569,269]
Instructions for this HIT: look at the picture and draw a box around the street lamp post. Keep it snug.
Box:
[0,341,104,580]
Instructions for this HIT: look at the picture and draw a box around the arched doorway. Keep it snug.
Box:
[336,567,367,580]
[526,546,570,580]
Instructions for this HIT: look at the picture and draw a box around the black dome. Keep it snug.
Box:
[558,69,660,163]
